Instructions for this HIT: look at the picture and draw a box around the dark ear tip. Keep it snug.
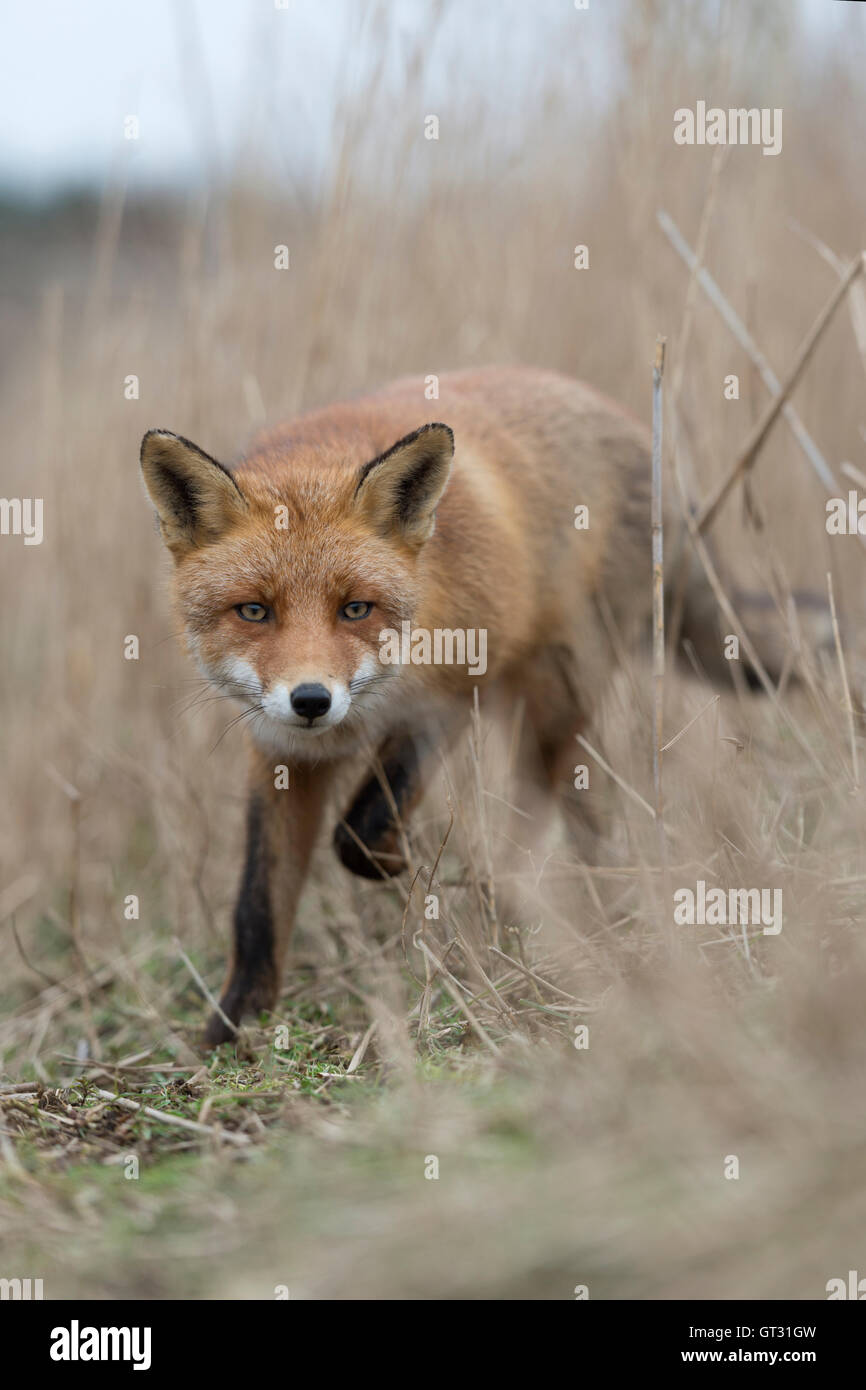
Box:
[140,428,177,462]
[425,421,455,452]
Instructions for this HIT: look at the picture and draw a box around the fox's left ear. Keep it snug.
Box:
[140,430,247,557]
[354,423,454,546]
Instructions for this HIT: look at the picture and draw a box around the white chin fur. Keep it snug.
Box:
[247,711,354,761]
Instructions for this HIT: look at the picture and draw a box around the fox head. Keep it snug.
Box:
[140,422,454,754]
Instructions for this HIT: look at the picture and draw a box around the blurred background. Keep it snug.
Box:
[1,0,865,1300]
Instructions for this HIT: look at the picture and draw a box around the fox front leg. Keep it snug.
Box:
[333,730,431,880]
[205,755,332,1046]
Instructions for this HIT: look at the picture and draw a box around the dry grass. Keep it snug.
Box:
[1,0,865,1299]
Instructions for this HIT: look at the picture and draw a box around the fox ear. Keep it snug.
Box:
[354,423,454,546]
[140,430,247,556]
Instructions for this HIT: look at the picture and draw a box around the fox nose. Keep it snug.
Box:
[290,683,331,720]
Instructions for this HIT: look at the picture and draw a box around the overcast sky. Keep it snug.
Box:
[0,0,852,198]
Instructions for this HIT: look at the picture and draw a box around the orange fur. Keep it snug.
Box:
[141,366,665,1040]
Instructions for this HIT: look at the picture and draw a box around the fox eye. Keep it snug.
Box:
[236,603,269,622]
[341,601,373,621]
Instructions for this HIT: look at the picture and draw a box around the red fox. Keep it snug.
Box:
[140,366,825,1044]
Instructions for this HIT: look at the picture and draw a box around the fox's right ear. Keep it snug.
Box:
[354,422,454,547]
[140,430,247,557]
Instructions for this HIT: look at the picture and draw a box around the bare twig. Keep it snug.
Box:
[487,945,581,1003]
[174,938,238,1038]
[415,938,501,1056]
[693,254,864,534]
[45,765,99,1061]
[470,688,499,949]
[93,1088,249,1147]
[575,734,656,820]
[652,335,667,835]
[788,219,866,379]
[826,571,859,792]
[346,1021,378,1075]
[661,695,720,754]
[658,210,865,532]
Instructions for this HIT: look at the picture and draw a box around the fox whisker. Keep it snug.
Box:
[208,702,265,755]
